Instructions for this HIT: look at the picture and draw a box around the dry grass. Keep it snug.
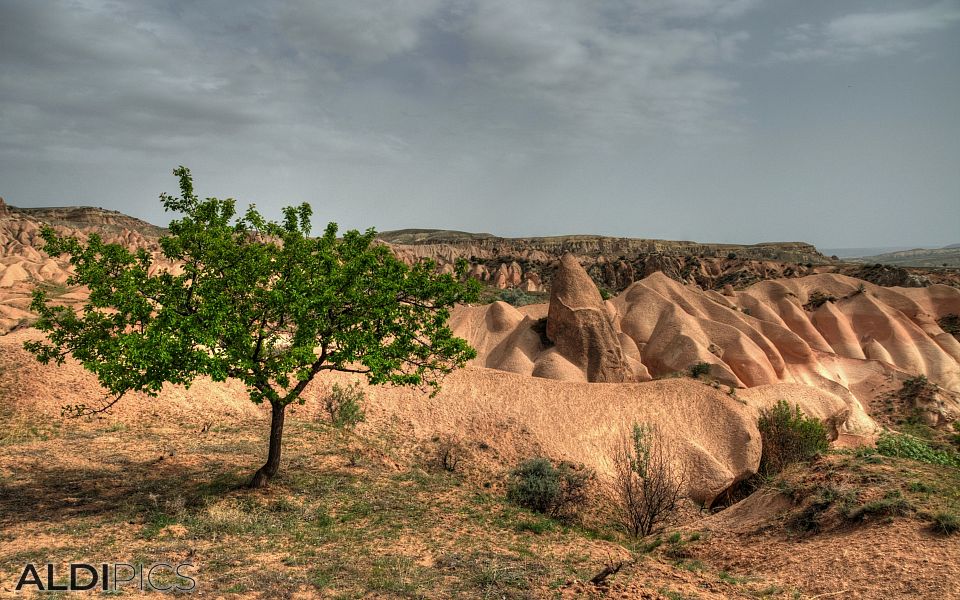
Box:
[0,411,788,599]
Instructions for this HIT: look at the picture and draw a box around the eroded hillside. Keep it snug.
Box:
[381,228,960,292]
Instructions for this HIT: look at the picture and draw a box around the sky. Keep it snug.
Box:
[1,0,958,249]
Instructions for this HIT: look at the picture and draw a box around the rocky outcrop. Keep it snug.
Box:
[847,264,931,288]
[546,254,634,383]
[382,229,960,293]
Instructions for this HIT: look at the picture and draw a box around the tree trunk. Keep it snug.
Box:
[249,401,286,488]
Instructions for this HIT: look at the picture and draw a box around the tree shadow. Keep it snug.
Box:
[0,455,249,527]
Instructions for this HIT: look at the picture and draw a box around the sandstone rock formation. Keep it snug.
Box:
[546,254,633,383]
[451,270,960,436]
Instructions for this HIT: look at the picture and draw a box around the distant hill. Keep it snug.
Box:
[854,245,960,268]
[821,247,913,259]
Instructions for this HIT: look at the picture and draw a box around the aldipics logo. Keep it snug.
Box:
[15,563,196,593]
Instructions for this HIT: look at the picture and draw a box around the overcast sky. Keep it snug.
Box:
[1,0,958,248]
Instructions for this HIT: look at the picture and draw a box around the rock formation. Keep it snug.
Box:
[381,229,960,293]
[546,254,633,383]
[451,269,960,436]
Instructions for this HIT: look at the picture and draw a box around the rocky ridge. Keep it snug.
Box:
[380,229,959,293]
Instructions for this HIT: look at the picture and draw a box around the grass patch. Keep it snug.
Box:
[930,511,959,535]
[876,432,960,467]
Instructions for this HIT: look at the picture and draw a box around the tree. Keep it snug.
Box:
[607,423,685,537]
[25,166,479,487]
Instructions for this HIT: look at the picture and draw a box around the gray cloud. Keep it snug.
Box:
[770,2,960,63]
[1,0,958,248]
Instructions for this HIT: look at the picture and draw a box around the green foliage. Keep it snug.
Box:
[900,374,935,400]
[322,382,365,430]
[757,401,829,477]
[24,166,479,483]
[931,511,959,535]
[876,432,960,467]
[907,481,937,494]
[506,457,592,520]
[513,517,555,534]
[497,288,546,307]
[688,361,711,379]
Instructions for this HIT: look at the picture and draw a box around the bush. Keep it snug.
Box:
[875,432,960,467]
[431,437,465,473]
[803,290,836,311]
[898,375,938,411]
[322,382,366,430]
[506,457,592,520]
[607,423,686,537]
[931,511,960,535]
[689,362,711,379]
[498,288,546,307]
[787,485,856,533]
[757,401,829,477]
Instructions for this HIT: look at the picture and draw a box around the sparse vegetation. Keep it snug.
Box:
[931,511,959,535]
[899,374,937,405]
[607,423,686,537]
[787,484,857,533]
[506,457,593,521]
[843,490,913,522]
[497,287,547,307]
[936,313,960,337]
[803,290,836,310]
[757,401,829,478]
[688,361,711,379]
[876,431,960,467]
[322,382,366,430]
[430,436,466,473]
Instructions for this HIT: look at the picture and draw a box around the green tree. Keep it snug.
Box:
[25,166,479,487]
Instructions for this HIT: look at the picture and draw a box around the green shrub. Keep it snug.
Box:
[322,382,366,430]
[899,375,936,406]
[498,288,546,307]
[875,432,960,467]
[931,511,959,535]
[506,457,592,520]
[689,362,711,379]
[757,401,829,477]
